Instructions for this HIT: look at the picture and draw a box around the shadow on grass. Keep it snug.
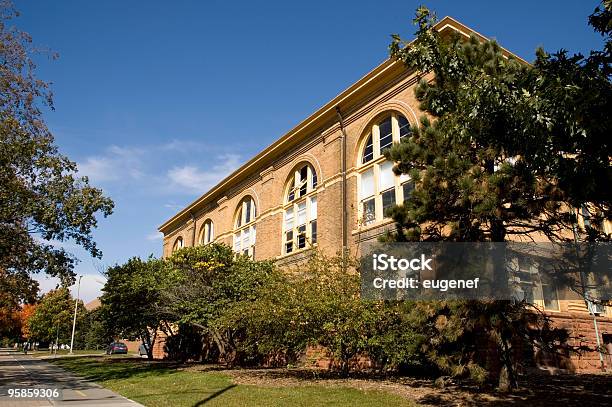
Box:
[192,384,237,406]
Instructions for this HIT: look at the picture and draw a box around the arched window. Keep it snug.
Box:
[172,236,184,252]
[233,196,257,257]
[358,112,413,226]
[199,219,214,245]
[283,163,318,254]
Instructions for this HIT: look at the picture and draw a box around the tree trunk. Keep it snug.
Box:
[499,333,517,391]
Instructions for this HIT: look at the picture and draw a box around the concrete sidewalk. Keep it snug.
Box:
[0,349,144,406]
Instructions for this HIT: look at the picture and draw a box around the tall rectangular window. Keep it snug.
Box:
[362,135,374,163]
[310,220,317,244]
[398,115,410,140]
[378,118,393,153]
[382,189,396,216]
[362,198,375,225]
[309,197,317,220]
[297,202,306,226]
[379,161,395,191]
[402,181,414,203]
[285,231,293,253]
[297,225,306,249]
[244,200,252,224]
[542,283,560,311]
[360,168,375,200]
[233,234,241,252]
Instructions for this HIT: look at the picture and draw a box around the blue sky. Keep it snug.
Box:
[14,0,604,302]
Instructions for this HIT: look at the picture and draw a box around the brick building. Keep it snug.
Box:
[158,17,612,371]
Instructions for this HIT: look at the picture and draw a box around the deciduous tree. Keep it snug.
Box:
[28,287,86,345]
[100,257,167,360]
[0,1,114,291]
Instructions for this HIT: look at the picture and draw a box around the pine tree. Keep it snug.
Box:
[386,4,612,389]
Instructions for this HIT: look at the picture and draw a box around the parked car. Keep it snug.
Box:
[106,342,128,355]
[138,343,149,357]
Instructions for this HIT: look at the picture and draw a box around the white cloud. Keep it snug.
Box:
[166,154,241,194]
[146,232,163,241]
[159,139,210,153]
[77,141,242,197]
[164,203,184,210]
[78,145,144,183]
[35,273,106,304]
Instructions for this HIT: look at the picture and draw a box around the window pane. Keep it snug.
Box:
[285,230,293,254]
[309,197,317,220]
[362,197,375,225]
[582,205,591,227]
[379,161,395,191]
[297,202,306,225]
[206,222,213,243]
[382,189,396,216]
[245,200,252,223]
[311,220,317,244]
[378,117,393,153]
[297,225,306,248]
[362,134,374,164]
[312,171,317,189]
[398,115,410,140]
[300,166,308,183]
[543,284,559,311]
[288,176,295,201]
[402,181,414,203]
[360,168,374,200]
[233,234,241,251]
[242,229,250,247]
[236,207,242,228]
[284,208,294,230]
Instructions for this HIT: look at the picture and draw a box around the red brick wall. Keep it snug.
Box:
[545,312,612,372]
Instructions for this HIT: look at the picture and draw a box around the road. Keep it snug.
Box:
[0,349,143,407]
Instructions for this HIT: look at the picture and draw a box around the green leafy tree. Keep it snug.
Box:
[81,307,113,350]
[100,257,166,360]
[386,3,611,389]
[161,243,276,365]
[229,253,427,375]
[28,287,86,345]
[0,1,114,291]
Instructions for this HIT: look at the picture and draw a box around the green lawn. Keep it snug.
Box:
[31,349,110,357]
[50,357,418,407]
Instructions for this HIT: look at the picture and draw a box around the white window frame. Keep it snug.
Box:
[233,197,257,257]
[199,219,214,245]
[282,164,318,254]
[357,113,413,226]
[508,256,560,312]
[172,236,184,252]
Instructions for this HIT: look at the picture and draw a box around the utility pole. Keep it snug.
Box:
[54,324,59,357]
[69,275,82,354]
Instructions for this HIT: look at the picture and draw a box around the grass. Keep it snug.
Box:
[30,349,114,357]
[50,357,418,407]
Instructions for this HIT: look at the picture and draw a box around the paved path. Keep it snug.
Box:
[0,349,143,407]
